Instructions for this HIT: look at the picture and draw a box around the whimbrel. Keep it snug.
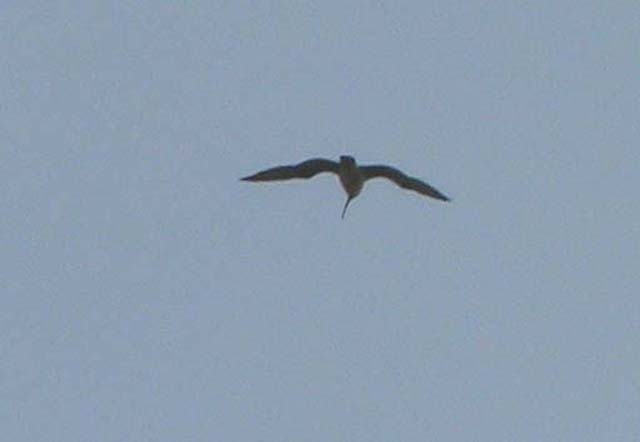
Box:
[241,155,450,218]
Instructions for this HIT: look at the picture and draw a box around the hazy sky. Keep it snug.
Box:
[2,1,639,440]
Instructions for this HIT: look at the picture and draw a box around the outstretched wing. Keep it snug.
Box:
[360,165,450,202]
[241,158,339,182]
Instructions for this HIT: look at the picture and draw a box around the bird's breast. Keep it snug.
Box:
[339,168,364,197]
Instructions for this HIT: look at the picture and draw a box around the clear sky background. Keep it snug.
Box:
[2,1,639,440]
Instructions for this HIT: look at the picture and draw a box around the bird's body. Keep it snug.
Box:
[336,156,365,216]
[241,155,449,218]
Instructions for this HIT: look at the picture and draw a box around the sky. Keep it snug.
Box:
[1,1,639,440]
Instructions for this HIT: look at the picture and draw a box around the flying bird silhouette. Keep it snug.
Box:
[241,155,450,218]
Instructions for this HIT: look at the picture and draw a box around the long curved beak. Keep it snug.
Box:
[341,196,353,219]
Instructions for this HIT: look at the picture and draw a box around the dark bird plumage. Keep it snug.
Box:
[359,165,450,202]
[241,155,450,218]
[241,158,339,181]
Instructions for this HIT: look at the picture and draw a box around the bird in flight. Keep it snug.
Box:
[241,155,450,219]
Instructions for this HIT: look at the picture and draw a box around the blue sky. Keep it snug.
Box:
[2,1,639,440]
